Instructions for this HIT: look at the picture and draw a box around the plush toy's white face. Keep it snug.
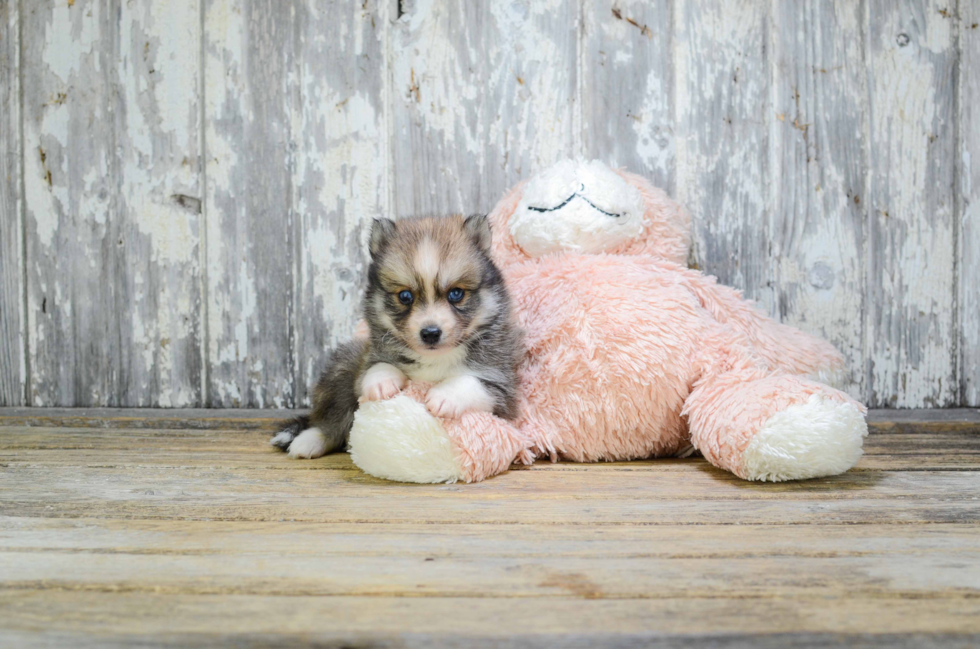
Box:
[509,159,647,257]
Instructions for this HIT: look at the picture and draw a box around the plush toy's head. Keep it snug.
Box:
[489,159,691,267]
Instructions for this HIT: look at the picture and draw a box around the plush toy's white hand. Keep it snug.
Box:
[350,396,463,484]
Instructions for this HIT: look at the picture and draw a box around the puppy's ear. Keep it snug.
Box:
[463,213,492,253]
[369,218,396,258]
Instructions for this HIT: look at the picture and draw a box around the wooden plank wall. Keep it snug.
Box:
[0,0,23,406]
[961,2,980,407]
[0,0,976,408]
[19,1,203,407]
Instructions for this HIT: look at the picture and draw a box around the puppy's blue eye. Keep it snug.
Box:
[397,290,414,305]
[447,288,464,304]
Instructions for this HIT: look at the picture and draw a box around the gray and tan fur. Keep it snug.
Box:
[271,214,522,459]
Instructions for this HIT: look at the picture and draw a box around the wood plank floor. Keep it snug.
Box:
[0,409,978,648]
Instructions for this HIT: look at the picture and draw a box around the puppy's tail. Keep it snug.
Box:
[269,338,367,458]
[269,415,311,452]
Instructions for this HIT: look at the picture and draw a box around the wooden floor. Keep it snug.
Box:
[1,409,979,648]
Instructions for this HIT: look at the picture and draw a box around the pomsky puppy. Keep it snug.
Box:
[271,214,522,459]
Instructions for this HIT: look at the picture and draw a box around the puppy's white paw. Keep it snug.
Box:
[360,363,406,402]
[269,430,294,448]
[287,427,329,459]
[425,374,495,419]
[363,378,403,402]
[426,390,465,419]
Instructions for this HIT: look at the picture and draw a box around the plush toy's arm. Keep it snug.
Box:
[626,262,846,383]
[698,283,844,384]
[686,272,843,380]
[348,383,533,483]
[590,257,844,383]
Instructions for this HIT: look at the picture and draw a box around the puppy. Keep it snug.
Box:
[271,214,522,459]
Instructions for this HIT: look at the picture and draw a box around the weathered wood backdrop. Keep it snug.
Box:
[0,0,977,408]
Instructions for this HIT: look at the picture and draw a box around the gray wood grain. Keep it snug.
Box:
[203,0,298,408]
[769,0,868,399]
[0,0,24,406]
[960,6,980,407]
[6,0,979,408]
[21,1,103,406]
[389,0,578,217]
[289,0,388,407]
[867,0,957,407]
[673,0,771,306]
[21,1,108,406]
[203,0,387,408]
[582,0,674,191]
[21,0,203,406]
[115,0,204,406]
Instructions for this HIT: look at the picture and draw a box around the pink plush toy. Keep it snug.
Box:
[348,160,867,483]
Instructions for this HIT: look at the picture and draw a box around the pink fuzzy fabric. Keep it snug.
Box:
[390,168,863,482]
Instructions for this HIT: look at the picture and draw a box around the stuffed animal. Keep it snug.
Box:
[347,160,867,483]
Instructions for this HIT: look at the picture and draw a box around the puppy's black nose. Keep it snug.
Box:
[420,326,442,345]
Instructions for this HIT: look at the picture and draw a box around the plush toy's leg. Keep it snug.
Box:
[682,368,867,481]
[348,384,533,483]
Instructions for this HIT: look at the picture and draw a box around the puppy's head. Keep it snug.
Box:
[366,214,502,356]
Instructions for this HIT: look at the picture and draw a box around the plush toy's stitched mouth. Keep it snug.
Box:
[527,184,622,218]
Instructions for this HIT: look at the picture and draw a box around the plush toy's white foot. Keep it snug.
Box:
[287,427,329,459]
[740,395,867,482]
[349,395,463,483]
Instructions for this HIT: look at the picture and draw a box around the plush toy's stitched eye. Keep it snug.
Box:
[397,290,414,305]
[447,288,464,304]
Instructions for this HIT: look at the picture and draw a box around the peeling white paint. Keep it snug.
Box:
[19,0,204,407]
[582,0,673,189]
[137,201,198,265]
[674,0,770,307]
[960,1,980,406]
[631,70,672,176]
[868,0,956,407]
[23,124,65,250]
[0,0,25,405]
[289,2,389,405]
[148,0,201,152]
[43,3,98,84]
[7,0,975,407]
[391,0,576,215]
[767,0,867,400]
